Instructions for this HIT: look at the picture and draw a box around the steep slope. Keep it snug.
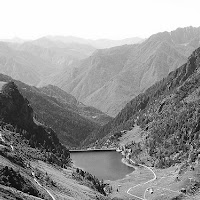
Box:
[18,37,96,73]
[0,38,96,86]
[0,86,109,199]
[0,130,109,200]
[0,42,41,85]
[87,47,200,168]
[39,85,112,125]
[0,74,108,147]
[0,81,70,167]
[45,26,200,116]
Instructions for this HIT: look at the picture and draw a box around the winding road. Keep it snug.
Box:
[126,159,180,200]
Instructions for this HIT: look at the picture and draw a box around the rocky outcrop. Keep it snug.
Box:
[0,82,34,127]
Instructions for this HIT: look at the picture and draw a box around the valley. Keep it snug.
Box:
[0,83,109,200]
[1,25,200,200]
[41,26,200,117]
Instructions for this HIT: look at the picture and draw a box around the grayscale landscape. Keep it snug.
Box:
[0,0,200,200]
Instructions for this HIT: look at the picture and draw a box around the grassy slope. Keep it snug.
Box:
[0,126,109,200]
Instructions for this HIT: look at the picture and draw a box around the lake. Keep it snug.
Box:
[70,150,134,181]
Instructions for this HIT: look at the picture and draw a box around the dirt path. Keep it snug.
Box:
[127,161,156,200]
[32,172,56,200]
[127,159,180,200]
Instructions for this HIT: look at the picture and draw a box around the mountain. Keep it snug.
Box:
[0,35,142,90]
[42,26,200,117]
[0,74,111,147]
[0,82,110,200]
[39,84,112,126]
[19,37,96,62]
[47,35,143,49]
[0,81,70,167]
[0,38,96,86]
[86,46,200,168]
[0,42,42,85]
[0,37,25,43]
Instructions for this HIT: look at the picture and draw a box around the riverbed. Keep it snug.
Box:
[71,150,134,181]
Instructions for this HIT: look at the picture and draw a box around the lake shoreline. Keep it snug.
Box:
[71,151,134,181]
[121,158,135,169]
[120,158,137,180]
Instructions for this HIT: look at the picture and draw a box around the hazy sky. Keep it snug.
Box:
[0,0,200,40]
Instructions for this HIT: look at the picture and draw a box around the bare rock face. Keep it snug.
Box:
[0,82,34,128]
[46,27,200,117]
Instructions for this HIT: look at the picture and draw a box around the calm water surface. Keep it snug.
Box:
[71,151,134,181]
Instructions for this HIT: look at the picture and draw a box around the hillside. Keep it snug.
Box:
[0,38,96,86]
[0,82,110,199]
[17,38,96,71]
[0,81,70,167]
[0,74,111,147]
[43,26,200,117]
[0,36,142,88]
[39,85,112,126]
[0,42,41,85]
[87,46,200,168]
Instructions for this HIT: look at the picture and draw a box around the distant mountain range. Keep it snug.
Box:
[42,26,200,116]
[1,37,26,43]
[0,35,143,88]
[46,35,144,49]
[0,27,200,118]
[0,38,96,86]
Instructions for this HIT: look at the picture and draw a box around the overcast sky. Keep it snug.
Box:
[0,0,200,40]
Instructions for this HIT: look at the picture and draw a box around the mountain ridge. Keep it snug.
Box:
[0,38,97,86]
[46,35,143,49]
[85,46,200,168]
[0,82,110,200]
[43,26,200,116]
[0,74,111,147]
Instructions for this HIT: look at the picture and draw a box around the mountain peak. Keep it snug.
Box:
[149,26,200,45]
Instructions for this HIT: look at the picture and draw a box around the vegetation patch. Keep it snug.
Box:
[72,168,111,196]
[0,166,40,197]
